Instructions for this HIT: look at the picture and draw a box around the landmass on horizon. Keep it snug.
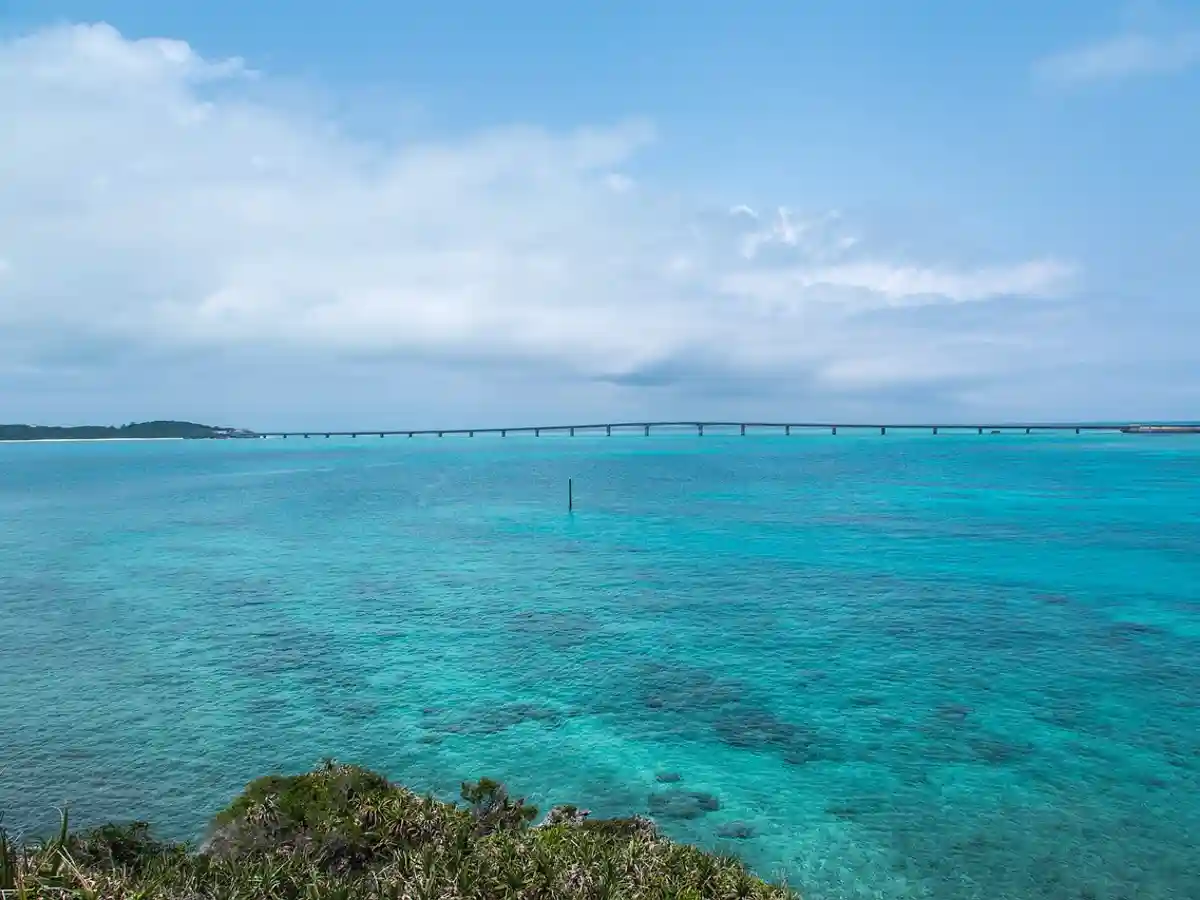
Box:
[0,421,258,441]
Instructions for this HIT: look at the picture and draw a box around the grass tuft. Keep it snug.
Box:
[1,760,797,898]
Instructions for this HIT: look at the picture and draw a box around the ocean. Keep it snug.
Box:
[2,432,1197,899]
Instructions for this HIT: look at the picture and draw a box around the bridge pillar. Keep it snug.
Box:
[644,425,650,436]
[501,430,506,437]
[438,432,443,438]
[881,426,886,435]
[832,426,837,435]
[407,432,413,438]
[606,425,612,436]
[1026,428,1031,435]
[325,433,330,438]
[740,424,746,436]
[569,427,575,436]
[303,434,310,438]
[469,431,474,437]
[698,424,704,436]
[351,433,357,438]
[535,428,540,437]
[379,433,384,438]
[1076,428,1080,434]
[785,425,791,435]
[933,427,938,435]
[978,427,983,435]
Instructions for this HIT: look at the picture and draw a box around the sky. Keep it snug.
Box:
[0,0,1197,428]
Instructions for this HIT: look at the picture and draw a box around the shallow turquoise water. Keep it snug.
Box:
[2,433,1198,899]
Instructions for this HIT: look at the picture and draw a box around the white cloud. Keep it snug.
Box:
[1036,31,1200,85]
[604,173,635,193]
[723,259,1073,309]
[0,23,1080,420]
[737,208,865,263]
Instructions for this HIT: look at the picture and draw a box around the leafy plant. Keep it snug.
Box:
[1,761,797,899]
[460,778,538,835]
[0,825,17,892]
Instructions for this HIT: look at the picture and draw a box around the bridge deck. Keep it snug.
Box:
[249,422,1198,438]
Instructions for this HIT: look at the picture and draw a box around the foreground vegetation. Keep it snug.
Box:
[1,760,794,899]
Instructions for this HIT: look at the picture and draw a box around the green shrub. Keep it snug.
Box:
[1,760,797,899]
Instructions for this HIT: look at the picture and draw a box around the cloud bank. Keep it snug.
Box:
[1036,31,1200,85]
[0,23,1109,425]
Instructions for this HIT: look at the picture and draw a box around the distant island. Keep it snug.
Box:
[0,421,259,441]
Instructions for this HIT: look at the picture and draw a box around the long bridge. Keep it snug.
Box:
[247,421,1200,439]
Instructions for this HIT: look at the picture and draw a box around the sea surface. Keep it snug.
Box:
[2,433,1198,899]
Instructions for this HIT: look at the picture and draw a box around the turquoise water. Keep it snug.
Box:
[2,433,1198,899]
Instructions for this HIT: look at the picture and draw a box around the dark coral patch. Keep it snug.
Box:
[647,790,721,820]
[716,821,756,839]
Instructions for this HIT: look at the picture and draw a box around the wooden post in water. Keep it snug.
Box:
[568,478,573,512]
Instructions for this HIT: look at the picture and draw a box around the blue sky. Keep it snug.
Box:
[1,1,1197,427]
